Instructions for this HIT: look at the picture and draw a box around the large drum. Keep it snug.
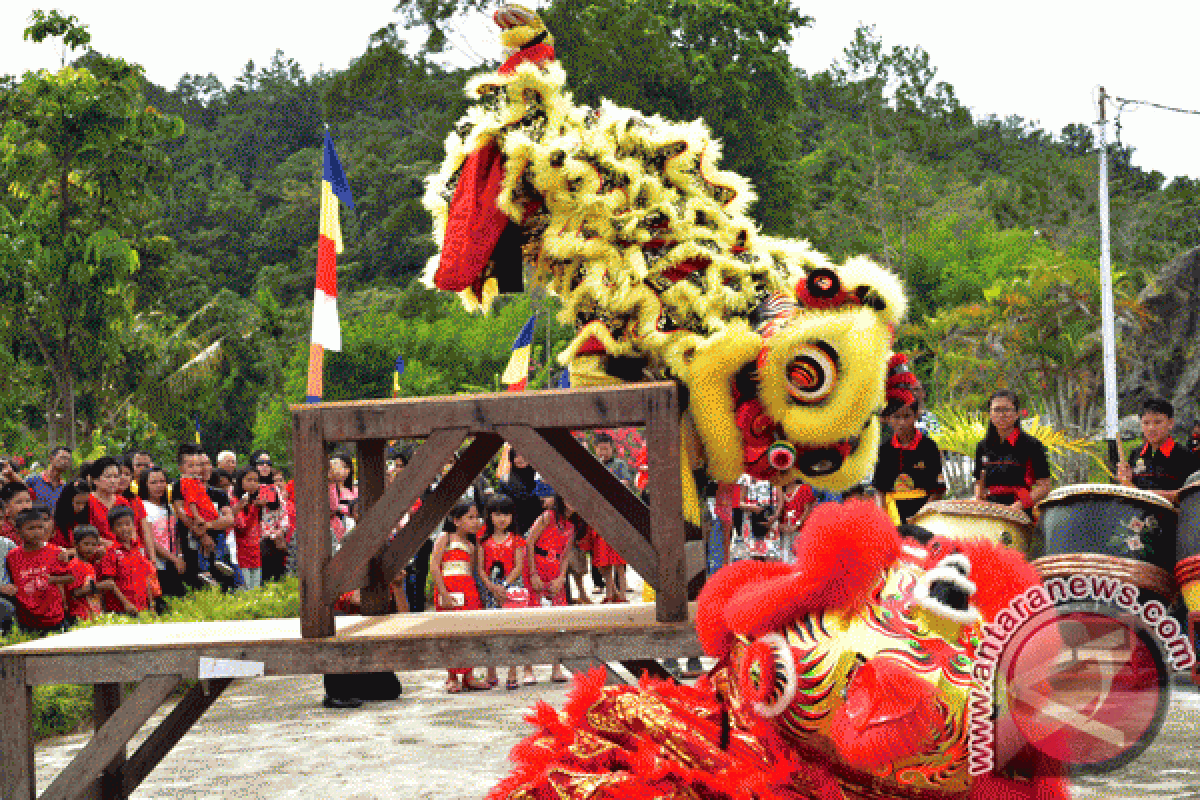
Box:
[908,499,1034,554]
[1035,483,1178,601]
[1176,476,1200,613]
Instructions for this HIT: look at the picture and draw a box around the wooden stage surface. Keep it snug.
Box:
[0,603,702,800]
[3,602,701,686]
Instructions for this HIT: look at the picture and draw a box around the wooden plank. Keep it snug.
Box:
[560,657,625,686]
[536,428,650,534]
[122,678,233,795]
[45,677,179,800]
[14,605,702,684]
[0,654,34,800]
[293,407,333,638]
[376,433,504,588]
[358,438,396,616]
[620,658,674,683]
[89,683,124,800]
[20,627,701,685]
[496,425,657,584]
[646,384,686,622]
[295,382,676,440]
[323,428,468,604]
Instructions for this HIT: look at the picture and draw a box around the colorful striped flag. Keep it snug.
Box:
[501,314,537,391]
[307,131,355,404]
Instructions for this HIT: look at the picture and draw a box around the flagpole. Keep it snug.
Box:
[1096,87,1122,467]
[306,342,325,404]
[308,125,354,406]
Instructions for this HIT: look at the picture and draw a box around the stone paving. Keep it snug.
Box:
[33,668,1200,798]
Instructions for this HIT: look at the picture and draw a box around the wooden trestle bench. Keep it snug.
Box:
[1,383,709,800]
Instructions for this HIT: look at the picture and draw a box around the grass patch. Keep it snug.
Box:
[3,578,300,740]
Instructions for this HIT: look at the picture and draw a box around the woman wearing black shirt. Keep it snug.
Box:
[972,390,1052,511]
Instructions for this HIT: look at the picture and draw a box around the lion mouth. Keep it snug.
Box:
[793,436,861,477]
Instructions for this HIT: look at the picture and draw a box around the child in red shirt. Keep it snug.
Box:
[475,495,533,688]
[430,501,490,693]
[96,506,157,614]
[5,506,72,632]
[231,468,267,590]
[63,525,105,622]
[0,481,34,545]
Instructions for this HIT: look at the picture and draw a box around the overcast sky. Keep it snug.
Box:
[3,1,1198,181]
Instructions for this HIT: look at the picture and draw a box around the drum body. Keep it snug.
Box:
[1035,483,1177,601]
[1176,478,1200,613]
[908,499,1033,554]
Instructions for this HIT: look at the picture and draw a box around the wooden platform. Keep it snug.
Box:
[0,604,700,800]
[1,383,707,799]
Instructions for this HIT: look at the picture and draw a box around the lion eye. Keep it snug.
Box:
[786,343,838,404]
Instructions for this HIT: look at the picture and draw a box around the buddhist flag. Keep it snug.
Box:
[502,314,537,391]
[312,131,354,353]
[393,354,405,398]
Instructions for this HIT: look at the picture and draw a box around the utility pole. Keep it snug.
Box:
[1096,87,1121,467]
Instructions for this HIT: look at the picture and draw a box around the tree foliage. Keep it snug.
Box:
[0,18,183,447]
[1,8,1197,458]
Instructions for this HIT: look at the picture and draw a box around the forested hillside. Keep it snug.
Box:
[2,2,1197,465]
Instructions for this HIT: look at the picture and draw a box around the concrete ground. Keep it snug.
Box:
[33,669,1200,799]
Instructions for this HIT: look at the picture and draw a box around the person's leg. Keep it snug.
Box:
[0,596,14,636]
[591,562,605,592]
[323,673,363,708]
[242,568,262,590]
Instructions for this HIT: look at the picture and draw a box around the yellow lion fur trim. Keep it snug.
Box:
[682,321,763,482]
[426,37,908,491]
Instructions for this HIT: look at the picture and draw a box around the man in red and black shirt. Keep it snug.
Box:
[1118,397,1199,505]
[973,390,1052,512]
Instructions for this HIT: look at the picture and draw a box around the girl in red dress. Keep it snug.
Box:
[525,495,582,683]
[430,501,490,693]
[476,495,535,688]
[589,527,628,603]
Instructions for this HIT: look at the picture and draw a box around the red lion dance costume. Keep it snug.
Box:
[489,500,1070,800]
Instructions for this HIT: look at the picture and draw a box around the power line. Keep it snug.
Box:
[1112,95,1200,117]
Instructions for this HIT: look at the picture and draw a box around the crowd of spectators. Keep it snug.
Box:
[0,444,296,637]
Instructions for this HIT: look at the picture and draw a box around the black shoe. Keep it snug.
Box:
[322,695,363,709]
[212,561,236,579]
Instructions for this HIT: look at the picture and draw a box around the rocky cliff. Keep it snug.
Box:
[1121,245,1200,426]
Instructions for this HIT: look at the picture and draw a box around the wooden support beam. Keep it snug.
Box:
[122,679,233,796]
[646,384,686,622]
[496,425,657,584]
[294,407,334,638]
[376,433,504,587]
[357,438,392,616]
[42,676,180,800]
[89,683,123,800]
[536,428,649,533]
[323,428,468,604]
[0,654,34,800]
[295,382,677,440]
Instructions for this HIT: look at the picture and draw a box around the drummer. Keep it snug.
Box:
[1116,397,1200,505]
[972,389,1052,512]
[872,355,945,524]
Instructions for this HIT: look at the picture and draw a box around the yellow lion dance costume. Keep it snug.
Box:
[424,6,905,510]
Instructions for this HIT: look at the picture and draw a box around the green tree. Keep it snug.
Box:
[0,16,184,447]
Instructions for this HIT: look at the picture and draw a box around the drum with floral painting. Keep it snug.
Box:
[1034,483,1178,603]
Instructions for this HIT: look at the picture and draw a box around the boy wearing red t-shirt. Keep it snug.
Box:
[96,506,158,614]
[5,506,72,632]
[64,525,105,622]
